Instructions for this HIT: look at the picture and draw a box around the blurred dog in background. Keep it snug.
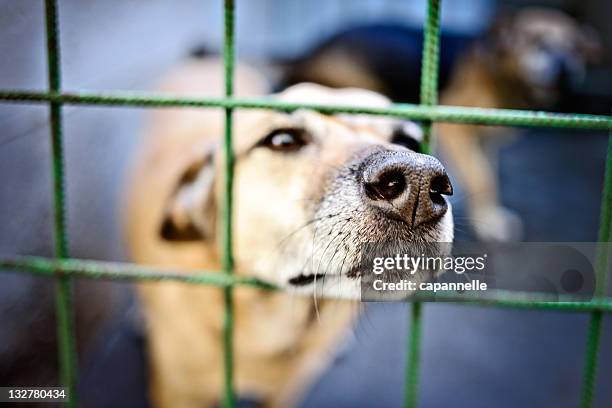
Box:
[124,58,453,407]
[280,7,601,241]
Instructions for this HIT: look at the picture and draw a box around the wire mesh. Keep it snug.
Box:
[0,0,609,407]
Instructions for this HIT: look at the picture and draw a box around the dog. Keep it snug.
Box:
[280,8,601,241]
[123,56,453,407]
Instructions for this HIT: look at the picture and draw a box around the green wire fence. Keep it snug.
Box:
[0,0,611,407]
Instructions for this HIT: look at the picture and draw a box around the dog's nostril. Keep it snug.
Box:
[365,170,406,201]
[429,174,453,205]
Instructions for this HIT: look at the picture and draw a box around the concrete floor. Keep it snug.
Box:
[0,1,611,407]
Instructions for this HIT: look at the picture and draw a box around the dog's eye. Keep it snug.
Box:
[391,130,422,153]
[258,128,308,152]
[391,134,422,152]
[391,122,424,152]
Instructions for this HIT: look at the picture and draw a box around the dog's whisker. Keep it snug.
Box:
[313,216,355,277]
[312,274,321,323]
[276,212,342,251]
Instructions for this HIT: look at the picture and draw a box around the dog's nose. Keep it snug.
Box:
[362,151,452,227]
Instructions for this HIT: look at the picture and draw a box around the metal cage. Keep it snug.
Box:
[0,1,610,407]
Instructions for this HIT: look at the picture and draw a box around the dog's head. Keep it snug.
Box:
[485,8,601,105]
[160,84,453,298]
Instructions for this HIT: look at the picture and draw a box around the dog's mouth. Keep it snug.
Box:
[288,273,327,286]
[288,267,364,286]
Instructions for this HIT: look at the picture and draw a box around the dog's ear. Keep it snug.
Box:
[484,13,515,55]
[160,143,217,241]
[577,25,602,62]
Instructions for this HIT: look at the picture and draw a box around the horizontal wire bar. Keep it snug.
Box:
[3,256,612,312]
[416,291,612,313]
[0,256,276,290]
[0,90,610,130]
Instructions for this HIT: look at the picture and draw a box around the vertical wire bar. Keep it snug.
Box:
[580,131,612,408]
[419,0,441,152]
[45,1,78,406]
[405,2,441,408]
[405,301,423,408]
[222,0,236,407]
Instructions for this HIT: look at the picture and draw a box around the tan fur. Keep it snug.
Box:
[124,59,452,407]
[124,60,356,407]
[296,49,387,95]
[436,54,521,241]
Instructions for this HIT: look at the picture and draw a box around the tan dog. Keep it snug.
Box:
[279,8,600,241]
[124,58,453,407]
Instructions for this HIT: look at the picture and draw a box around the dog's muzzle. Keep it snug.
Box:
[360,150,453,227]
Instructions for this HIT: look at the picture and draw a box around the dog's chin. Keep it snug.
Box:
[284,209,454,300]
[287,273,363,299]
